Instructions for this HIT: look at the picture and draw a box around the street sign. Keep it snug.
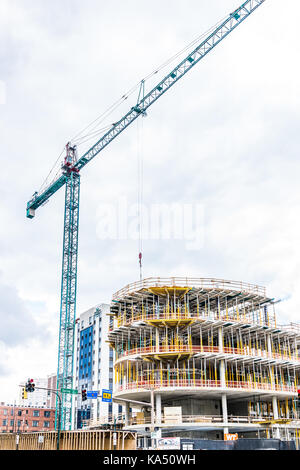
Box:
[61,388,78,394]
[87,391,98,399]
[102,389,112,402]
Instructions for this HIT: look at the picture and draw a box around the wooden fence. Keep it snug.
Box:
[0,430,136,450]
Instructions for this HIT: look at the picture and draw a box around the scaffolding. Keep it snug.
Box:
[109,277,300,442]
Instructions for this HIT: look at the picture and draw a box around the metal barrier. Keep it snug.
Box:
[0,429,136,451]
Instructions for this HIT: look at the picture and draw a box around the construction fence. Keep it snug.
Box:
[0,429,136,451]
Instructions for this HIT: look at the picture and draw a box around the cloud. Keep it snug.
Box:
[0,278,47,347]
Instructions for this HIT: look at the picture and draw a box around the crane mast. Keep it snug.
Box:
[26,0,266,430]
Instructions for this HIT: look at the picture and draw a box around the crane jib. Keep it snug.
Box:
[26,0,266,217]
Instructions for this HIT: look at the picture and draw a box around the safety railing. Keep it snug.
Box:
[112,277,267,300]
[128,413,298,426]
[110,308,276,331]
[115,379,297,394]
[114,344,299,364]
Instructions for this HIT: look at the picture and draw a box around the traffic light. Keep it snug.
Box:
[82,389,87,401]
[21,387,28,400]
[297,389,300,406]
[25,378,35,392]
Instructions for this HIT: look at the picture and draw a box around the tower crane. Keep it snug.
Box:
[26,0,266,430]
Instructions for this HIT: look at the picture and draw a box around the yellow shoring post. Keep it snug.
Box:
[253,364,257,388]
[131,304,134,322]
[285,399,289,418]
[259,308,262,325]
[236,305,240,322]
[292,399,296,418]
[288,340,292,360]
[188,327,192,351]
[193,358,196,386]
[275,367,279,389]
[160,362,163,386]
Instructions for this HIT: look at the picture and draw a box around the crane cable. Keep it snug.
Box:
[137,114,144,281]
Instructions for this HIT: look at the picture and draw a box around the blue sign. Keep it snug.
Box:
[87,391,98,399]
[102,389,112,402]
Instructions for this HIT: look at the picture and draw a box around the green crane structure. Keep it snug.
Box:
[26,0,266,430]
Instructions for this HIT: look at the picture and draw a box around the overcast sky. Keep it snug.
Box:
[0,0,299,404]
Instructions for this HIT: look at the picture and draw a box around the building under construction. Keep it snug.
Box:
[108,277,300,448]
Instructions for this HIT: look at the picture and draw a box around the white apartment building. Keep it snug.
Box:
[73,303,118,429]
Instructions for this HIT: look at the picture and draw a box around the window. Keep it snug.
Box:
[2,420,7,426]
[17,410,22,416]
[44,421,50,428]
[44,411,50,418]
[32,421,39,427]
[3,409,7,416]
[33,410,40,417]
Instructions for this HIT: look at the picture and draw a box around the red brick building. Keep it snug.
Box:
[0,403,55,433]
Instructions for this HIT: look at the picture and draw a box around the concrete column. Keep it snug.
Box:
[155,393,162,425]
[221,394,229,436]
[272,396,278,420]
[267,334,272,357]
[150,389,155,431]
[272,396,280,439]
[124,402,130,426]
[219,360,226,388]
[218,327,223,353]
